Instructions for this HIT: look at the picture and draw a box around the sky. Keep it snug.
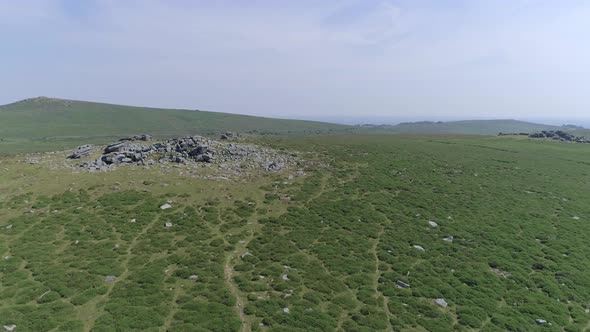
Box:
[1,0,590,124]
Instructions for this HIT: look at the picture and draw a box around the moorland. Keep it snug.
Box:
[1,98,590,331]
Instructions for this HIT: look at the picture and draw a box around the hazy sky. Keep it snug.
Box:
[2,0,590,122]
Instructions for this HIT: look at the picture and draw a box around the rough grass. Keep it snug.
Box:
[2,135,590,331]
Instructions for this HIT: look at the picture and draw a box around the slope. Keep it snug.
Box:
[0,97,351,154]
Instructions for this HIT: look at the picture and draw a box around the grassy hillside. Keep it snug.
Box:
[360,119,567,135]
[0,97,351,154]
[2,134,590,330]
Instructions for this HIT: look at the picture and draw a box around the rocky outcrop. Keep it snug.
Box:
[72,135,296,173]
[528,131,588,143]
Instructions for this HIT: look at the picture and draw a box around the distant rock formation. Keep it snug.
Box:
[527,130,588,143]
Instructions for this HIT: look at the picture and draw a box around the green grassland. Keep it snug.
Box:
[0,97,351,154]
[2,134,590,331]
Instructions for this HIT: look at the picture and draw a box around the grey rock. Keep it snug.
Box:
[160,203,172,210]
[3,325,16,331]
[104,142,128,153]
[435,298,448,308]
[535,319,547,325]
[188,274,199,280]
[105,275,116,282]
[68,144,93,159]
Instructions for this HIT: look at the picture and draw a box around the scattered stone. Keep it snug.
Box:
[105,275,116,282]
[74,240,79,245]
[5,225,12,230]
[130,218,136,223]
[435,298,448,308]
[164,222,173,228]
[24,210,34,214]
[396,280,410,288]
[283,307,290,314]
[573,216,580,220]
[281,274,290,281]
[428,221,438,227]
[160,203,172,210]
[188,275,199,281]
[443,236,454,242]
[3,325,16,331]
[413,245,425,251]
[535,319,547,325]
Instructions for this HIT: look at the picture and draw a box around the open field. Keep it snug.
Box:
[1,134,590,331]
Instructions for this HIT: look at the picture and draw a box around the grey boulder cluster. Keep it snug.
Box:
[528,130,587,142]
[72,135,295,173]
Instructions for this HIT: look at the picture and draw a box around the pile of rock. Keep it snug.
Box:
[528,131,587,143]
[71,135,296,173]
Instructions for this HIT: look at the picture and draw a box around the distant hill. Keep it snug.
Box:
[0,97,351,153]
[1,97,584,154]
[358,119,574,135]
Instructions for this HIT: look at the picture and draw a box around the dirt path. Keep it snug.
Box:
[83,215,160,332]
[223,213,263,332]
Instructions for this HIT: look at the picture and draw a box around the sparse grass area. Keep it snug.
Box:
[2,135,590,331]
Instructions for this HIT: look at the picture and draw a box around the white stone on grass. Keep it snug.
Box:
[160,203,172,210]
[413,245,425,251]
[435,298,448,308]
[428,221,438,227]
[443,236,454,242]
